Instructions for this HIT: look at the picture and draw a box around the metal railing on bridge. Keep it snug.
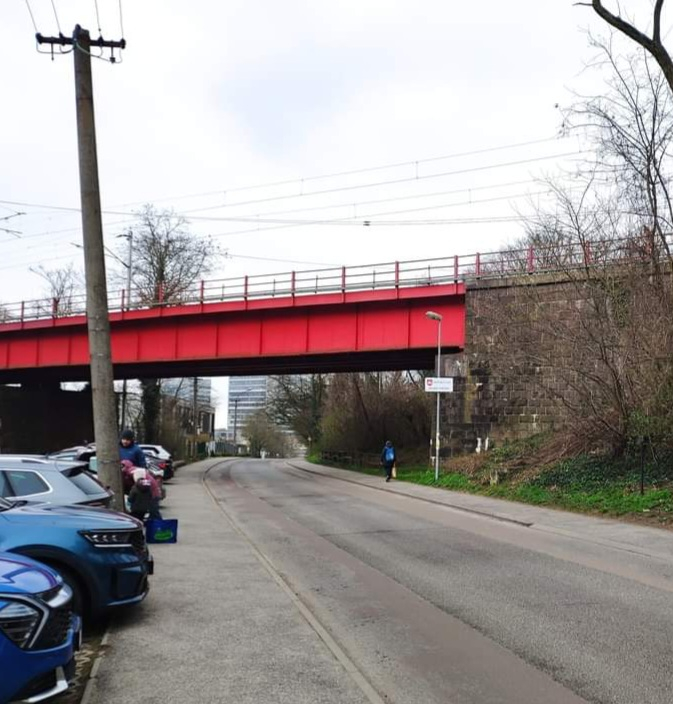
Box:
[0,236,668,325]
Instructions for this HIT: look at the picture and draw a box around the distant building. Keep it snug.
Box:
[228,376,268,443]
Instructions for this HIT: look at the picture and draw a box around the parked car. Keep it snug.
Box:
[0,457,111,508]
[143,452,172,484]
[0,497,153,617]
[48,445,93,462]
[0,551,81,704]
[140,446,174,481]
[138,444,172,462]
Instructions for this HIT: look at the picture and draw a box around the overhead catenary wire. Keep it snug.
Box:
[0,212,529,273]
[187,187,576,241]
[228,253,336,266]
[0,177,546,245]
[184,178,542,222]
[0,141,590,267]
[0,186,567,265]
[0,150,589,228]
[112,135,576,208]
[0,174,584,264]
[180,151,591,215]
[0,175,541,233]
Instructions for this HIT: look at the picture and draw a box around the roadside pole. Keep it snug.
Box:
[192,377,199,459]
[37,26,126,509]
[118,232,133,431]
[425,311,444,481]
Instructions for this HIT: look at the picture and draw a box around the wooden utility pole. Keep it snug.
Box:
[37,26,126,509]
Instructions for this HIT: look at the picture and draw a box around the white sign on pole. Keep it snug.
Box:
[424,377,453,393]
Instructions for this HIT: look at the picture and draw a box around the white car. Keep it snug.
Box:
[138,444,172,461]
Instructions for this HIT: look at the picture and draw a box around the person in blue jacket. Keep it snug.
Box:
[380,440,396,482]
[119,429,147,468]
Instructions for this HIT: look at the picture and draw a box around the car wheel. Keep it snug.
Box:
[44,564,87,620]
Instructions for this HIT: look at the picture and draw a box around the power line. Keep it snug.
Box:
[229,253,336,266]
[0,214,525,276]
[118,0,125,37]
[188,188,569,241]
[0,150,588,226]
[94,0,102,35]
[0,179,573,265]
[24,0,38,32]
[181,151,590,214]
[172,188,551,228]
[193,178,540,222]
[0,187,558,263]
[50,0,62,34]
[0,175,538,226]
[4,198,532,266]
[111,135,576,208]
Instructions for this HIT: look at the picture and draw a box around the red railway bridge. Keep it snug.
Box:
[0,258,467,383]
[0,239,643,383]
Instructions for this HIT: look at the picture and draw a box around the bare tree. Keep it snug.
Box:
[122,204,217,306]
[564,41,673,265]
[0,304,13,323]
[117,204,218,441]
[583,1,673,96]
[31,264,82,316]
[244,410,289,457]
[484,46,673,456]
[267,374,329,446]
[320,372,432,458]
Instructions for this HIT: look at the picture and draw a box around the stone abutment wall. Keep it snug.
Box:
[441,275,582,454]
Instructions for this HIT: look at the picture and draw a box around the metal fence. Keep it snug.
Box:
[1,237,669,325]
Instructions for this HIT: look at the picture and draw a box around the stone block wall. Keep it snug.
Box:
[441,276,582,453]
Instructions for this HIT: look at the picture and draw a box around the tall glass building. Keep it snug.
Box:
[227,376,268,443]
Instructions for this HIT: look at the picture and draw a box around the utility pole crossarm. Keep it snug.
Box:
[36,29,126,50]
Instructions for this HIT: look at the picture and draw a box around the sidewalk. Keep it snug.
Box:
[287,459,673,562]
[83,460,371,704]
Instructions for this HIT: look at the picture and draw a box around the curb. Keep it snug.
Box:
[202,460,387,704]
[79,625,111,704]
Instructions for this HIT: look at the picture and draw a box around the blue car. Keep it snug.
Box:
[0,497,153,618]
[0,551,81,703]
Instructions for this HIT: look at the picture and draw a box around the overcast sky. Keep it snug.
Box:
[1,1,664,423]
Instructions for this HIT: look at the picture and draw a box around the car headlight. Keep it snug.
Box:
[0,600,43,649]
[79,530,134,547]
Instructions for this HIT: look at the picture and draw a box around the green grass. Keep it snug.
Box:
[310,445,673,521]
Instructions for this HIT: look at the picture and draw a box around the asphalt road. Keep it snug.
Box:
[205,459,673,704]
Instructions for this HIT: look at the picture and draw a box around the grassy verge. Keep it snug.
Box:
[311,444,673,526]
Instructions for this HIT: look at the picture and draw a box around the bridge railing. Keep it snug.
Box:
[1,236,670,325]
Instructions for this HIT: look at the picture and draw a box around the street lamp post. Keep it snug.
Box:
[426,311,443,481]
[232,399,239,450]
[117,232,133,431]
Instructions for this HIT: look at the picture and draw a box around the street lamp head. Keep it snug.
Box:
[425,311,443,321]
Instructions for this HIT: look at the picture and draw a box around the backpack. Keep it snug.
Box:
[385,446,395,462]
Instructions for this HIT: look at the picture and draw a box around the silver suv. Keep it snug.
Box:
[0,457,111,507]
